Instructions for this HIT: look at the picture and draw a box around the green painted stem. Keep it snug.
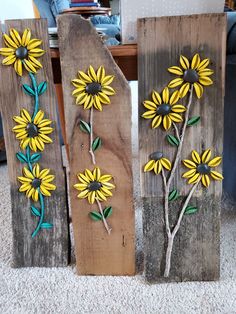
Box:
[31,190,45,238]
[29,72,39,120]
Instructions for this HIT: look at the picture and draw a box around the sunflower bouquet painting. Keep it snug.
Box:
[142,54,223,278]
[71,66,116,234]
[0,28,56,238]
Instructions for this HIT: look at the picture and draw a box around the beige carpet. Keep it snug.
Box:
[1,162,236,314]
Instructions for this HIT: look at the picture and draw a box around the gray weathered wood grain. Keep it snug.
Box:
[138,14,226,282]
[0,19,69,267]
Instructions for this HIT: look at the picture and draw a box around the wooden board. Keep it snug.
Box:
[138,14,226,282]
[0,19,69,267]
[57,15,135,275]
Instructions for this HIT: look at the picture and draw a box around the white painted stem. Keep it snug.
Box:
[96,199,112,235]
[89,107,96,165]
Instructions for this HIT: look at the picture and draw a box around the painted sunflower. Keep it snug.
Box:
[142,87,186,130]
[74,167,115,204]
[13,109,53,152]
[168,54,214,99]
[71,65,115,111]
[0,28,45,76]
[18,163,56,202]
[144,151,172,175]
[182,149,223,188]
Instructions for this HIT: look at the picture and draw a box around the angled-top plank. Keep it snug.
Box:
[0,19,69,267]
[58,15,135,275]
[138,14,226,282]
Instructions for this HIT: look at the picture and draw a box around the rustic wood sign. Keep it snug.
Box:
[57,15,135,275]
[138,14,226,282]
[0,19,69,267]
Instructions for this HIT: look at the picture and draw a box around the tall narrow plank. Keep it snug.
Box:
[138,14,226,282]
[57,15,135,275]
[0,19,69,267]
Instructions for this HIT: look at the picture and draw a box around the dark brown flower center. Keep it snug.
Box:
[88,181,102,191]
[27,123,38,138]
[149,151,163,161]
[157,104,171,116]
[85,82,102,95]
[197,163,210,174]
[32,178,41,189]
[183,69,199,83]
[15,46,28,60]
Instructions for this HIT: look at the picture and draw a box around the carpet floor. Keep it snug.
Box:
[0,162,236,314]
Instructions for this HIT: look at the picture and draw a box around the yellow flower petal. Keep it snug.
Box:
[41,182,56,191]
[22,28,31,46]
[202,174,210,188]
[193,82,203,99]
[78,173,90,184]
[160,158,171,170]
[18,176,32,183]
[97,66,105,82]
[180,55,190,70]
[198,69,214,77]
[77,189,89,199]
[39,169,50,179]
[39,127,53,135]
[26,187,35,198]
[142,111,156,119]
[152,91,162,105]
[3,33,18,48]
[188,173,200,184]
[33,189,39,202]
[171,105,186,113]
[210,171,223,181]
[14,59,22,76]
[100,175,112,182]
[29,138,37,152]
[144,160,155,172]
[179,83,190,98]
[27,39,42,50]
[33,163,40,178]
[152,115,162,129]
[162,87,169,103]
[101,75,114,86]
[40,185,51,197]
[38,119,53,128]
[28,55,42,68]
[34,110,44,124]
[93,167,101,180]
[21,138,30,149]
[35,137,45,151]
[0,47,15,56]
[2,54,16,65]
[74,183,88,190]
[202,149,212,163]
[101,86,115,96]
[85,169,94,181]
[96,190,107,201]
[168,66,183,75]
[76,93,87,105]
[21,109,31,123]
[78,71,92,83]
[183,159,197,169]
[169,113,182,123]
[163,115,172,130]
[88,191,96,204]
[208,157,222,168]
[98,92,110,104]
[10,28,21,46]
[197,58,210,71]
[71,79,86,87]
[23,167,34,179]
[199,77,213,86]
[101,187,112,196]
[19,183,31,192]
[169,90,180,105]
[154,161,162,175]
[182,169,196,179]
[43,175,55,183]
[93,95,102,111]
[28,48,45,57]
[168,78,183,89]
[23,59,37,73]
[192,150,201,164]
[143,100,157,110]
[88,65,97,81]
[191,53,200,69]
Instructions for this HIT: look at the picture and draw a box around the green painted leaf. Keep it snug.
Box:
[79,120,90,134]
[31,206,40,217]
[166,135,179,147]
[103,206,112,218]
[30,153,42,163]
[22,84,35,96]
[184,206,198,215]
[90,211,102,221]
[187,116,201,126]
[37,81,47,95]
[41,222,53,229]
[16,152,28,163]
[168,189,179,201]
[92,137,102,152]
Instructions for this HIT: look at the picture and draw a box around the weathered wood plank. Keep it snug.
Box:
[57,15,135,275]
[0,19,69,267]
[138,14,226,282]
